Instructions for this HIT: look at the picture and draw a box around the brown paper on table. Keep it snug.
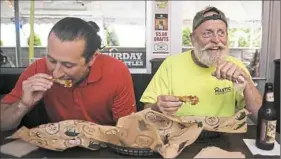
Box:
[7,108,249,158]
[194,146,245,158]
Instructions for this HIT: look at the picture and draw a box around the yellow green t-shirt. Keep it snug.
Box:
[140,50,251,117]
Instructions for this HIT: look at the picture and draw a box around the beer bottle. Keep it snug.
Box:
[256,83,277,150]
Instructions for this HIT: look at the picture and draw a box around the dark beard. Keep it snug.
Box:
[74,67,90,85]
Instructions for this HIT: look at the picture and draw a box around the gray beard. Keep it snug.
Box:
[193,45,228,67]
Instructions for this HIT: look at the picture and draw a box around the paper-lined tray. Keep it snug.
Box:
[8,108,249,158]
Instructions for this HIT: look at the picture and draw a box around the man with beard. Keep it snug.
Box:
[140,7,262,121]
[1,18,136,131]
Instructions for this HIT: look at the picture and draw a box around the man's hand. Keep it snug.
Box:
[212,60,262,122]
[21,73,53,107]
[0,73,53,131]
[212,61,250,84]
[156,95,183,115]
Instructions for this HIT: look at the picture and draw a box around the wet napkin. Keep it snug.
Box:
[7,108,249,158]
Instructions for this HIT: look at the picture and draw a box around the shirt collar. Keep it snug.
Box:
[87,54,103,83]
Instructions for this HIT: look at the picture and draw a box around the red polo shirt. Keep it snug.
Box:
[1,54,136,125]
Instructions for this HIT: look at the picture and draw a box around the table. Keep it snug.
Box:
[0,125,279,158]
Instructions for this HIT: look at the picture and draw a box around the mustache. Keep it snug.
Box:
[201,43,227,51]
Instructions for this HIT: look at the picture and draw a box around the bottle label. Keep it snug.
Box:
[266,92,274,102]
[260,120,276,144]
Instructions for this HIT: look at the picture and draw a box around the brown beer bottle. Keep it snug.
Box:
[256,83,277,150]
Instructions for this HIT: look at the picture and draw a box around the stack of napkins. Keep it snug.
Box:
[1,139,38,157]
[194,146,245,158]
[243,139,280,156]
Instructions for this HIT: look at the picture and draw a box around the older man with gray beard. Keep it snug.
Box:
[140,6,262,122]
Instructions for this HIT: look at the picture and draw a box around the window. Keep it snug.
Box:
[1,1,16,67]
[1,1,146,69]
[181,1,262,77]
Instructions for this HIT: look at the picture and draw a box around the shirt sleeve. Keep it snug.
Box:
[112,64,137,121]
[140,58,171,104]
[1,61,38,104]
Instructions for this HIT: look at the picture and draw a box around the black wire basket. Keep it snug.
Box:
[107,131,222,156]
[196,130,222,143]
[107,144,155,157]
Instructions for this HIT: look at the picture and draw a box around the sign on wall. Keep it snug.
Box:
[152,0,170,54]
[101,48,146,69]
